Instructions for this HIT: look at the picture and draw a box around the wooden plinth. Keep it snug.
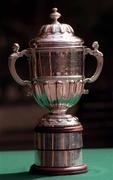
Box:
[30,164,88,175]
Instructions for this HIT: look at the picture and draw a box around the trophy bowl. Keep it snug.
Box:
[8,8,103,175]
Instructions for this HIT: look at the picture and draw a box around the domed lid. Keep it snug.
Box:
[30,8,84,48]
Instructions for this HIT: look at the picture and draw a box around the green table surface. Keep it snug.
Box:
[0,149,113,180]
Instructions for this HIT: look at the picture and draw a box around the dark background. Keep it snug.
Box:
[0,0,113,150]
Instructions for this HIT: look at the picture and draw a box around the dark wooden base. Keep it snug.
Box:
[30,164,88,175]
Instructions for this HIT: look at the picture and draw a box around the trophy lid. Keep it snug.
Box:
[30,8,84,48]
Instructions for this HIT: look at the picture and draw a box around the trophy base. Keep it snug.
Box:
[30,123,88,175]
[30,164,88,175]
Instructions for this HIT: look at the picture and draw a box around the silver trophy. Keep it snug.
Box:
[9,8,103,175]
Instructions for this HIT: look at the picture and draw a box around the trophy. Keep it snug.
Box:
[8,8,103,175]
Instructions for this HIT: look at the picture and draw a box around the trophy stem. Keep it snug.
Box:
[49,108,67,115]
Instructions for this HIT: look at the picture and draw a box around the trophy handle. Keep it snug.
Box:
[84,41,103,83]
[8,43,32,94]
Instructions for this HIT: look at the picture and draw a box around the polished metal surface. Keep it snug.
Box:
[39,114,79,127]
[33,80,83,106]
[9,9,104,118]
[35,149,82,167]
[30,7,83,46]
[8,7,104,174]
[36,131,82,150]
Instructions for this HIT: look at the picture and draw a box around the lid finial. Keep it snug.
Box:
[50,8,61,23]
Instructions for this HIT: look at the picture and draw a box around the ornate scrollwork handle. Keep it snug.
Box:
[8,43,32,95]
[84,41,104,83]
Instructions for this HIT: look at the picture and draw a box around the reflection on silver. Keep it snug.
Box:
[36,131,83,150]
[8,8,103,173]
[35,149,82,167]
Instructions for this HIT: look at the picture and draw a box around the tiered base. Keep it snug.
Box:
[30,121,87,175]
